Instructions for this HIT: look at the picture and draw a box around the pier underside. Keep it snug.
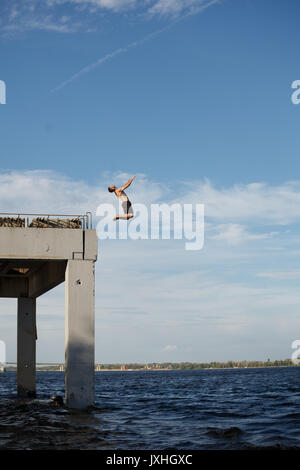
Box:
[0,259,67,298]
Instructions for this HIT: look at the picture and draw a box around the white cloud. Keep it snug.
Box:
[163,344,177,351]
[179,179,300,225]
[1,0,219,37]
[1,12,85,35]
[148,0,218,17]
[210,224,274,246]
[59,0,137,11]
[257,271,300,280]
[0,169,162,215]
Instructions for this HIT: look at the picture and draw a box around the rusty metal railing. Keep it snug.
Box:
[0,212,93,230]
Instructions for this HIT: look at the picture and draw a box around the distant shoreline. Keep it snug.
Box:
[3,363,298,372]
[94,365,299,371]
[96,365,299,372]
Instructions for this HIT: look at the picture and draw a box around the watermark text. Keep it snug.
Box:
[291,80,300,105]
[0,340,6,367]
[0,80,6,105]
[291,339,300,364]
[96,203,204,251]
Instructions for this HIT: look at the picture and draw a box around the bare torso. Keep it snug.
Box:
[115,189,129,202]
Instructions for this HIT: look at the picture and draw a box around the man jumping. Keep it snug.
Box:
[108,176,135,221]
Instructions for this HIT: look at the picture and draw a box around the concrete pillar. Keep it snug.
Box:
[17,297,37,397]
[65,259,95,409]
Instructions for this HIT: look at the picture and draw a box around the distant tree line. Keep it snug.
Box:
[5,359,297,372]
[97,359,296,370]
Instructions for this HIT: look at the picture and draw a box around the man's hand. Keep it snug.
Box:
[128,176,135,184]
[121,176,135,191]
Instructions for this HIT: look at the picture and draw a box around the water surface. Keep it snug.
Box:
[0,367,299,450]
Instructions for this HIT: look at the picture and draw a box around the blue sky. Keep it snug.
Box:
[0,0,300,363]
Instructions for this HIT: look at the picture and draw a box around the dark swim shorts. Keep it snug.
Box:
[122,200,133,214]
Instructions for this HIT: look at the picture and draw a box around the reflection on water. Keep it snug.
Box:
[0,368,300,449]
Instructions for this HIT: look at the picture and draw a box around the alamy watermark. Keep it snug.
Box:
[0,80,6,105]
[291,80,300,105]
[96,203,204,251]
[0,340,6,368]
[291,340,300,365]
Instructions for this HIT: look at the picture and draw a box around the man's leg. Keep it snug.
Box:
[113,213,134,221]
[113,200,134,221]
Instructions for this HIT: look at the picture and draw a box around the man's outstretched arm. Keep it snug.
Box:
[120,175,135,191]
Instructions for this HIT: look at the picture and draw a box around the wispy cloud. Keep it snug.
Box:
[50,21,178,92]
[179,179,300,225]
[50,0,219,91]
[47,0,137,13]
[163,344,177,351]
[148,0,220,17]
[0,0,219,37]
[0,4,87,36]
[257,271,300,280]
[210,224,275,246]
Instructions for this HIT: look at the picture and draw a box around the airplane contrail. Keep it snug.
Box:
[51,0,220,93]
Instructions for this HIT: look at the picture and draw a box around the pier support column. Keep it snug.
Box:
[65,259,95,409]
[17,297,37,397]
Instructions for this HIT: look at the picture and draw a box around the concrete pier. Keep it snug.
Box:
[65,260,95,408]
[0,214,97,409]
[17,297,36,397]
